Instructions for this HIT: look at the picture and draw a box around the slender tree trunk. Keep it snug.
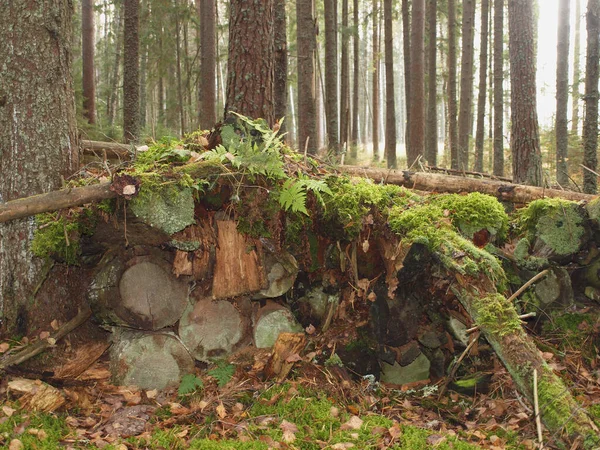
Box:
[297,0,318,154]
[572,0,582,134]
[175,3,185,135]
[474,0,489,172]
[508,0,542,186]
[407,0,425,166]
[384,0,397,168]
[340,0,350,152]
[82,0,96,124]
[225,0,275,124]
[123,0,140,143]
[350,0,359,155]
[556,0,571,186]
[139,0,148,130]
[372,0,380,160]
[199,0,216,129]
[402,0,411,155]
[108,4,123,126]
[324,0,339,153]
[493,0,504,176]
[425,0,437,165]
[447,0,459,169]
[0,0,78,335]
[583,0,600,193]
[274,0,288,135]
[458,0,476,170]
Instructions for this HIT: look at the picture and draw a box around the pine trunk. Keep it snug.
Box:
[425,0,437,166]
[447,0,459,169]
[82,0,96,124]
[297,0,318,154]
[340,0,350,151]
[407,0,425,166]
[555,0,570,186]
[457,0,476,171]
[324,0,339,153]
[493,0,504,176]
[583,0,600,194]
[372,0,380,160]
[572,0,582,134]
[123,0,140,144]
[199,0,217,129]
[384,0,397,168]
[474,0,489,173]
[274,0,288,135]
[350,0,360,155]
[402,0,411,155]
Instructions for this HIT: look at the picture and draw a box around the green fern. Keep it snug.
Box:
[178,374,204,396]
[208,362,235,387]
[278,180,309,215]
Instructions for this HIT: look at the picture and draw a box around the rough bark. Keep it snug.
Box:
[273,0,288,135]
[458,0,476,170]
[123,0,140,143]
[407,0,426,166]
[297,0,318,154]
[0,0,79,335]
[82,0,96,124]
[199,0,217,129]
[583,0,600,194]
[556,0,571,186]
[402,0,411,153]
[108,4,122,127]
[372,0,381,160]
[572,0,582,134]
[384,0,397,169]
[350,0,359,154]
[508,0,542,186]
[324,0,339,153]
[425,0,437,166]
[340,0,350,151]
[447,0,459,169]
[473,0,489,173]
[225,0,274,124]
[493,0,504,176]
[174,4,186,135]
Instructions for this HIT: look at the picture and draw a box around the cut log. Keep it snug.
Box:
[110,328,195,390]
[339,166,596,203]
[264,332,306,381]
[178,297,251,362]
[252,249,299,299]
[82,139,147,159]
[253,301,304,348]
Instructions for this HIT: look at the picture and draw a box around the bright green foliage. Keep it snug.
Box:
[135,136,188,171]
[178,374,204,396]
[471,293,522,336]
[279,179,309,215]
[388,204,447,248]
[0,412,70,449]
[207,361,235,387]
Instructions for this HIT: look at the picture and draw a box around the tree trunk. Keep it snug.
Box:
[583,0,600,194]
[383,0,397,168]
[225,0,274,124]
[458,0,476,170]
[447,0,459,169]
[82,0,96,124]
[139,0,148,130]
[473,0,489,173]
[274,0,288,135]
[350,0,359,155]
[123,0,140,144]
[199,0,217,129]
[402,0,411,156]
[556,0,570,186]
[324,0,339,153]
[407,0,425,166]
[0,0,78,335]
[108,4,123,127]
[340,0,350,152]
[297,0,318,154]
[175,3,186,135]
[493,0,504,176]
[572,0,582,134]
[425,0,437,166]
[372,0,380,160]
[508,0,542,186]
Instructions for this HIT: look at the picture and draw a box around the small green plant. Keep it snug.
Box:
[178,374,204,396]
[208,361,235,387]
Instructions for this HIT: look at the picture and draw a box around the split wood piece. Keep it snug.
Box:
[81,139,146,159]
[339,166,596,203]
[0,306,92,371]
[7,378,65,412]
[0,182,115,224]
[264,332,306,382]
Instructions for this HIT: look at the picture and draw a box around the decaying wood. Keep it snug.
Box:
[7,378,66,412]
[425,165,513,182]
[82,139,145,159]
[0,306,92,371]
[264,332,306,381]
[340,166,596,203]
[0,182,115,224]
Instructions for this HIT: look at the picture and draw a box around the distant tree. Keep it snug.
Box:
[425,0,437,166]
[82,0,96,124]
[274,0,287,135]
[372,0,381,160]
[583,0,600,193]
[556,0,570,186]
[572,0,582,133]
[407,0,425,166]
[0,1,78,335]
[493,0,504,176]
[350,0,360,155]
[123,0,140,143]
[384,0,397,168]
[402,0,411,151]
[107,3,123,126]
[447,0,459,169]
[458,0,475,170]
[225,0,274,124]
[198,0,217,129]
[508,0,542,185]
[324,0,339,153]
[473,0,489,173]
[297,0,318,154]
[340,0,350,151]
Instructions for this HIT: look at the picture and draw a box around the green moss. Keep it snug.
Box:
[325,352,344,367]
[130,184,195,235]
[585,197,600,223]
[542,312,597,357]
[388,204,446,249]
[471,293,522,336]
[513,237,550,271]
[0,411,69,449]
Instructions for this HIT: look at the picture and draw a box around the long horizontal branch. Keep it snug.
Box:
[81,140,146,159]
[339,166,596,203]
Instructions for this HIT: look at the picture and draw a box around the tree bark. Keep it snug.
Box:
[473,0,489,173]
[583,0,600,194]
[383,0,397,169]
[447,0,459,169]
[493,0,504,176]
[556,0,571,186]
[324,0,339,153]
[274,0,288,135]
[372,0,380,160]
[82,0,96,124]
[0,0,79,335]
[425,0,437,166]
[402,0,411,155]
[108,3,122,127]
[350,0,359,155]
[572,0,582,134]
[508,0,542,186]
[123,0,140,143]
[458,0,476,170]
[340,0,350,152]
[225,0,274,124]
[407,0,425,166]
[199,0,217,129]
[297,0,318,154]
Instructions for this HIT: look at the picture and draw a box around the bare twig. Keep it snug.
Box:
[438,330,481,399]
[534,368,544,449]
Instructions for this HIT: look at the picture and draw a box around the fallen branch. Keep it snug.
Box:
[339,166,596,203]
[438,330,481,398]
[81,140,146,159]
[424,165,513,183]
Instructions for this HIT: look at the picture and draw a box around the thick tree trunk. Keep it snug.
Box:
[473,0,489,173]
[372,0,380,160]
[324,0,339,153]
[572,0,582,134]
[199,0,217,129]
[225,0,274,124]
[273,0,288,135]
[493,0,504,176]
[82,0,96,124]
[384,0,397,169]
[457,0,476,171]
[123,0,140,144]
[0,0,78,335]
[297,0,318,154]
[340,0,350,152]
[583,0,600,194]
[407,0,425,166]
[350,0,359,155]
[447,0,459,169]
[425,0,437,166]
[402,0,411,155]
[556,0,571,186]
[508,0,542,186]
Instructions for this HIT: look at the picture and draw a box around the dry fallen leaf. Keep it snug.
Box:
[216,402,227,419]
[330,406,339,418]
[340,416,363,431]
[50,319,60,331]
[39,331,50,340]
[426,434,447,446]
[9,439,23,450]
[280,419,298,443]
[0,342,10,353]
[2,406,16,417]
[331,444,355,449]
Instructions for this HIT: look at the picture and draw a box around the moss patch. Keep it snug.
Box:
[471,293,522,337]
[130,184,195,235]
